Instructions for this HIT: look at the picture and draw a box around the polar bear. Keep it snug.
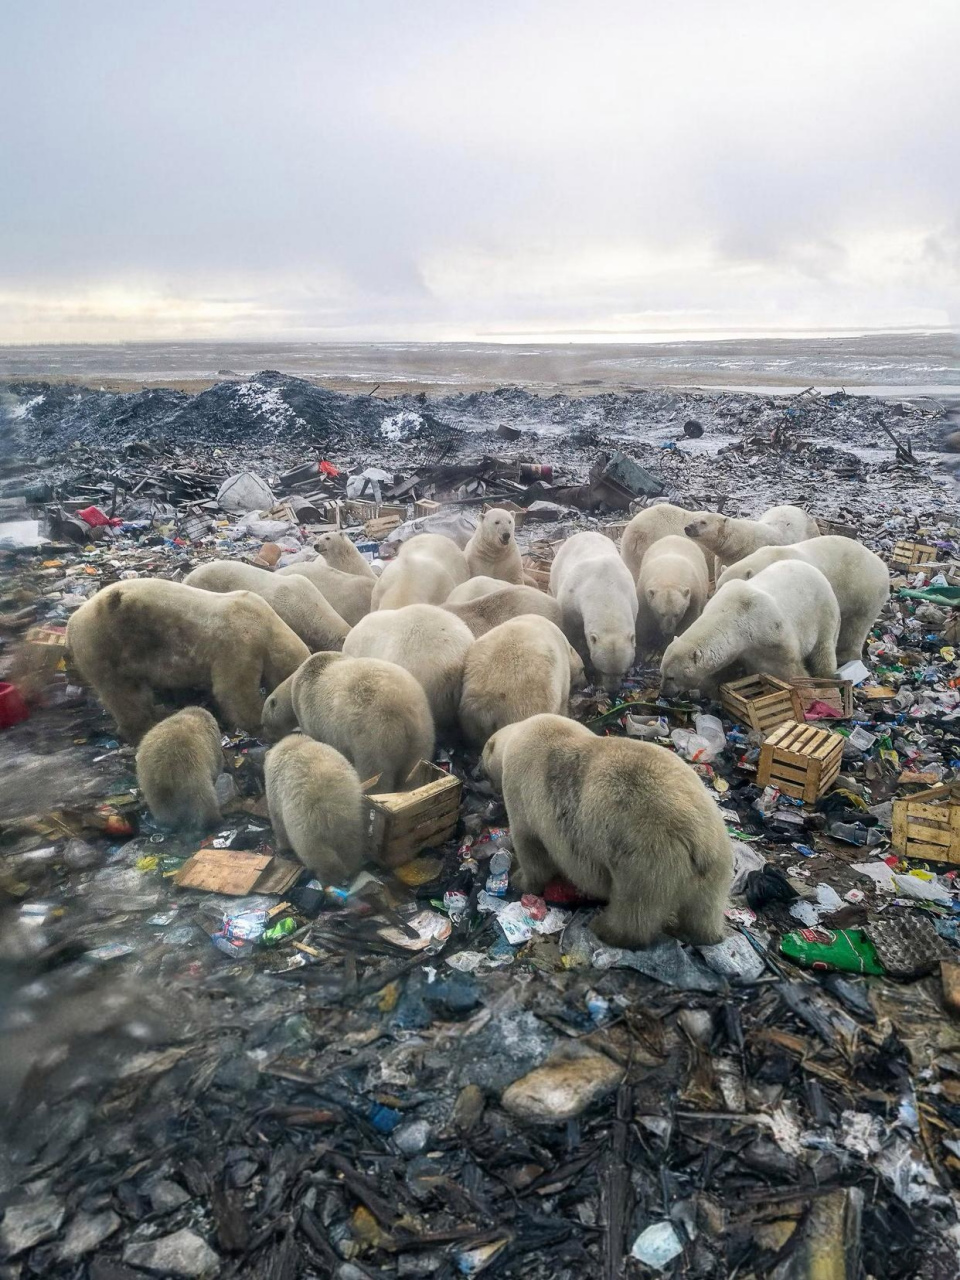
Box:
[314,531,376,579]
[264,735,365,880]
[660,560,840,695]
[372,533,470,610]
[549,531,638,690]
[135,706,223,831]
[444,585,565,638]
[261,652,434,792]
[684,504,820,567]
[620,503,707,580]
[482,714,732,947]
[66,579,309,743]
[446,576,508,605]
[716,535,889,664]
[458,615,585,749]
[276,559,374,626]
[184,560,348,651]
[636,535,710,648]
[463,509,524,584]
[343,603,474,733]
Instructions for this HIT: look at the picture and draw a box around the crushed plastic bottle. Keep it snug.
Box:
[485,849,512,897]
[670,713,726,764]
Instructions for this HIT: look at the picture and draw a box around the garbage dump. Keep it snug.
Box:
[2,373,960,1276]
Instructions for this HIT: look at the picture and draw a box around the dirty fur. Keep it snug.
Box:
[372,534,469,609]
[464,509,524,584]
[276,559,374,626]
[458,615,585,749]
[264,735,365,880]
[482,714,733,947]
[135,706,223,831]
[636,535,710,648]
[715,535,889,664]
[444,585,564,637]
[684,504,820,566]
[184,559,349,651]
[446,576,508,604]
[261,652,434,792]
[313,531,376,578]
[620,503,708,580]
[549,531,638,690]
[66,579,309,743]
[343,603,474,732]
[661,559,840,695]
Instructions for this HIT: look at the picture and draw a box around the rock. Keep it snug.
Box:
[58,1210,121,1261]
[394,1120,432,1156]
[1,1196,65,1256]
[147,1180,190,1214]
[123,1228,220,1277]
[451,1084,485,1133]
[500,1045,623,1123]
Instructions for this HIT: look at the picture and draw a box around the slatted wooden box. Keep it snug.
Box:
[364,513,403,541]
[362,762,462,867]
[790,677,854,721]
[344,499,405,523]
[414,499,442,519]
[892,783,960,866]
[719,675,800,733]
[756,720,844,804]
[481,500,527,529]
[890,540,939,573]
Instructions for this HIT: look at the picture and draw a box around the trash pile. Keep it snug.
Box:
[2,376,960,1277]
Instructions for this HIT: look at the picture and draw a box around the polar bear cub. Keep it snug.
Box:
[458,615,585,748]
[482,714,732,948]
[550,531,638,690]
[136,706,223,831]
[636,534,710,646]
[264,735,365,880]
[261,652,434,792]
[464,508,524,584]
[683,504,820,567]
[716,535,889,664]
[660,560,840,695]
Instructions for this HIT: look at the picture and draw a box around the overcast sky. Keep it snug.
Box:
[2,0,958,343]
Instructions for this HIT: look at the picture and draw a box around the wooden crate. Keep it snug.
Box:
[481,500,527,529]
[719,674,800,733]
[815,518,858,540]
[362,761,461,867]
[414,499,441,519]
[790,677,854,720]
[364,513,402,541]
[601,521,629,544]
[892,783,960,866]
[890,540,939,572]
[756,720,844,805]
[344,499,405,523]
[521,557,551,591]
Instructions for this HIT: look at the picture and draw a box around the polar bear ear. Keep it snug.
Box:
[646,587,656,601]
[692,646,703,663]
[680,586,691,601]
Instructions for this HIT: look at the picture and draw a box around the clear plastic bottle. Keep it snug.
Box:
[485,849,511,896]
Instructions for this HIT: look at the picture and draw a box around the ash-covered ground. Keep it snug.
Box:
[2,373,960,1280]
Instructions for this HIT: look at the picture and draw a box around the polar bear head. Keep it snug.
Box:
[479,508,516,548]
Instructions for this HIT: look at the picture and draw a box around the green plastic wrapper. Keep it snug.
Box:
[780,926,884,975]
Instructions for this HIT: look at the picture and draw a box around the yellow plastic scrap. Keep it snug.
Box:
[394,857,443,886]
[135,855,159,873]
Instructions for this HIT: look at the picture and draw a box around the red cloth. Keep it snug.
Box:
[77,505,123,528]
[319,460,340,477]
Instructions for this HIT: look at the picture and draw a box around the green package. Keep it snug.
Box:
[780,926,884,975]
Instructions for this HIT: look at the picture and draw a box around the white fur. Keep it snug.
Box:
[464,509,523,583]
[620,503,706,579]
[661,560,840,694]
[482,714,732,948]
[636,534,710,647]
[716,535,889,664]
[276,559,374,626]
[261,652,435,792]
[184,559,348,651]
[444,585,564,637]
[313,531,376,578]
[458,615,584,748]
[447,575,508,604]
[265,735,365,880]
[684,504,820,566]
[549,532,638,690]
[343,603,474,732]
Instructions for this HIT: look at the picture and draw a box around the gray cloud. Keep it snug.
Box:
[2,0,958,340]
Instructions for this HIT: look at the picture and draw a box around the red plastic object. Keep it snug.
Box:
[320,460,340,477]
[542,877,598,907]
[0,682,30,729]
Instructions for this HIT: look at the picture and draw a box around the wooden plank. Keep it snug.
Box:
[904,822,954,847]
